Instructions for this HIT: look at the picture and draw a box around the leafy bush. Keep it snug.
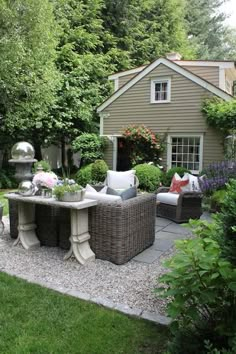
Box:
[202,97,236,132]
[134,163,162,192]
[75,164,93,187]
[215,180,236,266]
[156,236,236,353]
[0,167,17,189]
[210,189,227,212]
[71,134,107,165]
[122,124,164,166]
[32,160,51,173]
[161,166,190,186]
[91,160,108,184]
[76,160,108,187]
[156,180,236,353]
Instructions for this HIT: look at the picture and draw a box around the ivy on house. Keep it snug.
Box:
[202,97,236,133]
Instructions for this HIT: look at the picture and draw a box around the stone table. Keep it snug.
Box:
[5,193,97,265]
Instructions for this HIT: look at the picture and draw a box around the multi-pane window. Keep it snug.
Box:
[151,78,171,103]
[170,136,202,173]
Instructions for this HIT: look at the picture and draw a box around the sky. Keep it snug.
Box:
[221,0,236,28]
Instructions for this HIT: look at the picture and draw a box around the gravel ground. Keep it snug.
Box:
[0,216,173,316]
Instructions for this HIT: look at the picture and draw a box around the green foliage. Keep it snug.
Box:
[75,164,93,187]
[210,189,227,212]
[161,167,190,186]
[216,180,236,266]
[72,133,107,165]
[156,180,236,352]
[75,159,108,186]
[134,164,162,192]
[91,160,108,184]
[156,236,236,353]
[202,98,236,133]
[103,0,194,66]
[53,183,82,199]
[0,168,17,189]
[122,125,164,166]
[185,0,231,59]
[0,0,60,150]
[32,160,52,173]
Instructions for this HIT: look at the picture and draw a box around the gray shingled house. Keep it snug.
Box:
[97,53,236,174]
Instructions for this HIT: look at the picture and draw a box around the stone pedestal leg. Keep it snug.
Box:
[64,208,95,265]
[13,202,40,250]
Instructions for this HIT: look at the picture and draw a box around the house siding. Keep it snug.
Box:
[118,73,137,89]
[102,63,224,170]
[103,139,113,169]
[182,65,219,87]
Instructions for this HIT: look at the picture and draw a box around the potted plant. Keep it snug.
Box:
[53,179,84,202]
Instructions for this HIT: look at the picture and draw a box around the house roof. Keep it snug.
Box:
[108,59,236,79]
[97,57,233,113]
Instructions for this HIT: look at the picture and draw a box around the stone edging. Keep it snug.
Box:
[4,270,171,326]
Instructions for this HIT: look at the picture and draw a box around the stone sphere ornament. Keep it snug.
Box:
[18,181,36,196]
[11,142,35,160]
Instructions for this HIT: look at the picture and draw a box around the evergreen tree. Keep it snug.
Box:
[185,0,232,59]
[102,0,193,66]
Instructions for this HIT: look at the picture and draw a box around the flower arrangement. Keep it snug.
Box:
[32,172,58,189]
[122,124,164,166]
[53,178,83,201]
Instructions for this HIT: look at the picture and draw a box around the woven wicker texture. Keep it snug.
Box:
[58,208,71,250]
[8,200,18,239]
[89,193,156,265]
[156,187,202,223]
[35,205,60,246]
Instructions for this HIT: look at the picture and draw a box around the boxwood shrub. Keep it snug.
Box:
[134,163,162,192]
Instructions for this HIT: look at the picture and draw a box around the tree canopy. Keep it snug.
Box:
[185,0,236,59]
[0,0,60,154]
[0,0,235,155]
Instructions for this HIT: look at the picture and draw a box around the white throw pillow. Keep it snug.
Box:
[85,191,122,202]
[169,173,190,193]
[106,170,136,189]
[85,184,107,194]
[184,173,201,192]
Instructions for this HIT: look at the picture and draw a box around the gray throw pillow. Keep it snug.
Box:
[107,186,137,201]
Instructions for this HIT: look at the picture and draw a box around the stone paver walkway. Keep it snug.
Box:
[133,217,193,264]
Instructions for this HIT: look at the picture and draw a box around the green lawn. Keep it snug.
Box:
[0,189,16,215]
[0,189,10,215]
[0,272,170,354]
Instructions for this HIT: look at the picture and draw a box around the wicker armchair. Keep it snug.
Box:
[156,187,202,223]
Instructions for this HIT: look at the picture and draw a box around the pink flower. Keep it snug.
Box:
[33,172,58,189]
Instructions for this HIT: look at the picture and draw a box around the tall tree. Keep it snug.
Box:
[51,0,131,148]
[102,0,193,66]
[185,0,233,59]
[0,0,60,157]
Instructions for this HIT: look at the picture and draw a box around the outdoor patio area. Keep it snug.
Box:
[0,212,211,325]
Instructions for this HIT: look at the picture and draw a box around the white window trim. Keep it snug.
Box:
[150,77,171,104]
[167,133,203,174]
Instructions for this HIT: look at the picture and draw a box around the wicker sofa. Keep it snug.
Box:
[156,187,202,223]
[59,193,156,265]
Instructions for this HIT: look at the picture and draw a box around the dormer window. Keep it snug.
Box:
[151,77,171,103]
